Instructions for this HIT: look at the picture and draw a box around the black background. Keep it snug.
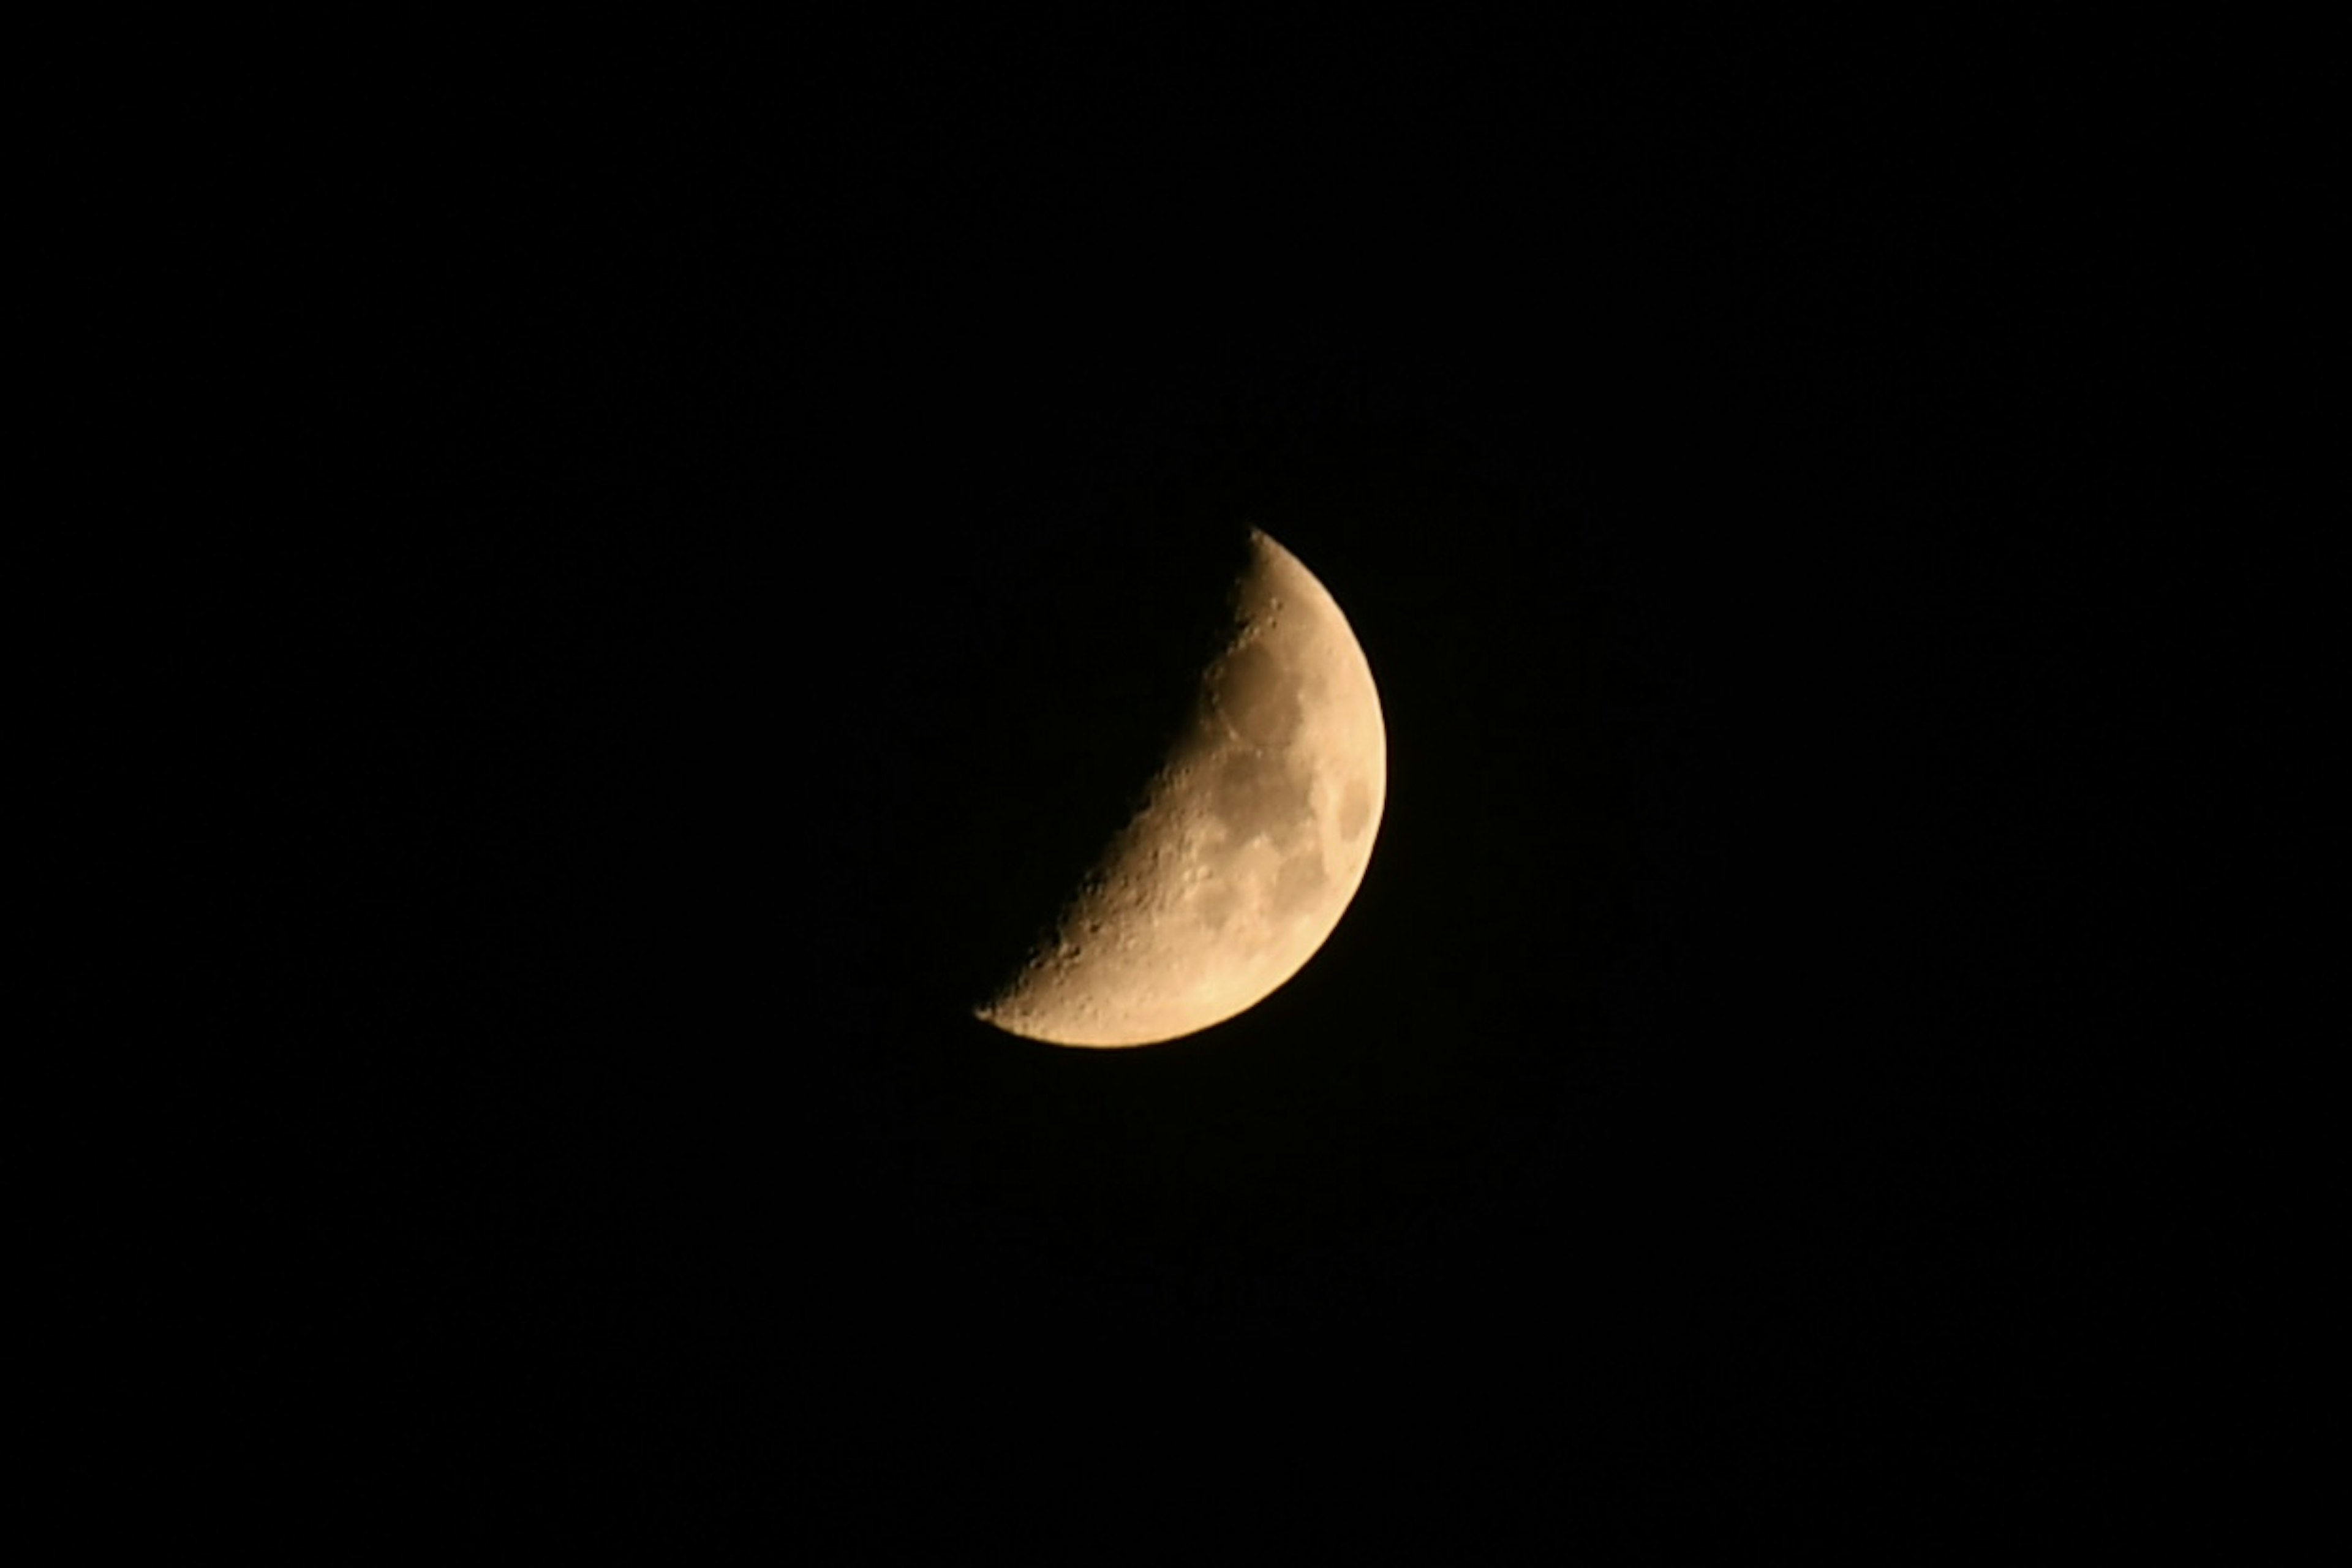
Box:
[121,16,2228,1540]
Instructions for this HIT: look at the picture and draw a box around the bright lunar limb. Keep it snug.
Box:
[975,527,1386,1047]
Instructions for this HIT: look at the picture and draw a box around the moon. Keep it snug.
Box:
[976,527,1386,1048]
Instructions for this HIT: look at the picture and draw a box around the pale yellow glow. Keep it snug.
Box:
[976,528,1387,1047]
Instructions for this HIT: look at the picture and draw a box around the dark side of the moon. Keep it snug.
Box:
[140,23,2212,1534]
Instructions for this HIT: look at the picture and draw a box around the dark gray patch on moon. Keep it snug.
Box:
[1199,635,1316,848]
[1205,741,1314,848]
[1338,778,1372,842]
[1270,845,1328,922]
[1212,640,1303,750]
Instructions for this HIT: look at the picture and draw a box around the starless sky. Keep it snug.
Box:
[155,17,2202,1529]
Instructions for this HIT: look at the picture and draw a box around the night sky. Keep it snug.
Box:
[151,19,2212,1537]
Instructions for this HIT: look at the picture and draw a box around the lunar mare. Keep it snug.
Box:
[976,528,1386,1047]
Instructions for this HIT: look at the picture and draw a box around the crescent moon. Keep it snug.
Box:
[976,528,1386,1047]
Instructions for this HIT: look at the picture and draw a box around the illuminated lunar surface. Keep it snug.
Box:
[976,528,1386,1047]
